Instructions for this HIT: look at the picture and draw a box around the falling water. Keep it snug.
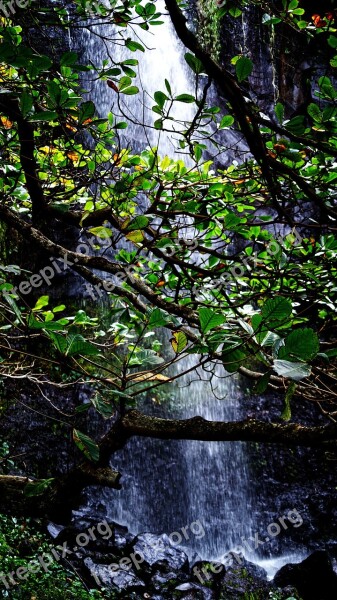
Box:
[74,0,256,562]
[73,1,308,573]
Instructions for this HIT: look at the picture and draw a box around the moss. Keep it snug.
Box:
[0,513,119,599]
[197,0,222,60]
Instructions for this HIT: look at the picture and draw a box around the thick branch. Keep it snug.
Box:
[0,95,47,224]
[107,409,337,450]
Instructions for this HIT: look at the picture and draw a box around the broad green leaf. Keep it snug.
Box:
[125,39,145,52]
[307,103,321,123]
[28,314,67,331]
[275,102,284,123]
[148,308,172,328]
[278,328,319,361]
[126,230,144,243]
[124,216,149,231]
[60,51,78,66]
[29,110,58,122]
[171,331,188,353]
[273,359,311,381]
[48,332,68,353]
[184,52,204,75]
[235,56,253,82]
[88,226,113,239]
[222,347,247,373]
[199,308,226,334]
[285,115,306,135]
[261,297,292,324]
[253,372,271,394]
[219,115,234,129]
[20,90,33,117]
[328,35,337,49]
[120,86,139,95]
[65,334,99,356]
[73,429,99,462]
[78,100,95,124]
[32,295,49,311]
[128,348,164,367]
[154,90,168,109]
[175,94,195,103]
[24,478,55,497]
[91,394,115,419]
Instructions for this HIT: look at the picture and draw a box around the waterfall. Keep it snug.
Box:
[85,350,253,561]
[73,1,308,575]
[76,0,195,157]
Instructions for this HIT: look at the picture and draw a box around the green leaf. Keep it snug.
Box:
[29,110,58,122]
[125,39,145,52]
[73,429,99,462]
[124,216,149,231]
[328,35,337,49]
[281,381,296,421]
[60,51,78,66]
[32,295,49,311]
[171,331,188,353]
[20,90,33,118]
[88,226,113,239]
[154,90,168,109]
[65,334,99,356]
[199,308,226,334]
[285,115,306,135]
[48,332,68,353]
[24,478,55,497]
[253,372,271,394]
[126,230,144,243]
[275,102,284,123]
[78,100,95,124]
[278,328,319,361]
[219,115,234,129]
[261,297,292,324]
[222,347,247,373]
[273,359,311,381]
[120,86,139,95]
[148,308,172,328]
[128,348,164,367]
[175,94,195,103]
[165,79,172,95]
[184,52,204,75]
[91,394,115,419]
[28,314,67,331]
[307,103,322,123]
[235,56,253,82]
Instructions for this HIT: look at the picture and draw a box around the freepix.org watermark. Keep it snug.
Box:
[0,0,28,18]
[0,519,113,590]
[88,519,206,586]
[0,518,206,590]
[193,508,303,585]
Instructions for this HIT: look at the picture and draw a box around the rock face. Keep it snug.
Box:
[274,550,337,600]
[50,518,301,599]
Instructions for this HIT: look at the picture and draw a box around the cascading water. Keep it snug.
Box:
[74,1,256,563]
[85,349,254,561]
[74,1,308,576]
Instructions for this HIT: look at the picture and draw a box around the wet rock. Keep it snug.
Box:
[47,521,65,539]
[132,532,189,572]
[175,581,216,599]
[191,560,225,587]
[84,556,146,590]
[218,558,271,599]
[274,550,337,599]
[152,568,189,590]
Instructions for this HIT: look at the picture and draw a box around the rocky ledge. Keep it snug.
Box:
[45,516,337,599]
